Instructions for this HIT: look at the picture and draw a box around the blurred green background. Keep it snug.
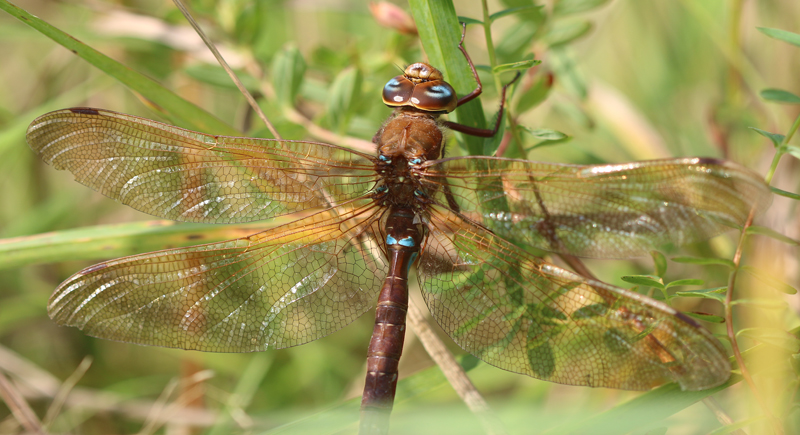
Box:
[0,0,798,434]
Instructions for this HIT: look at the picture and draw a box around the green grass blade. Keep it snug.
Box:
[0,0,239,135]
[408,0,487,156]
[0,221,278,270]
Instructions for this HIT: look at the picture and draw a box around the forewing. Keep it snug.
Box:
[27,108,378,223]
[420,156,770,258]
[48,203,387,352]
[417,206,730,391]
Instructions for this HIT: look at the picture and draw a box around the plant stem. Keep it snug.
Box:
[765,112,800,185]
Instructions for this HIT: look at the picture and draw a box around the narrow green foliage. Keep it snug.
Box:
[770,186,800,200]
[672,256,736,268]
[651,251,668,278]
[326,67,363,133]
[184,64,261,91]
[740,266,798,294]
[0,0,238,135]
[757,27,800,48]
[515,73,553,114]
[675,287,727,303]
[490,6,544,22]
[746,225,800,246]
[664,279,704,290]
[272,46,307,108]
[553,0,613,16]
[737,328,800,352]
[684,312,725,323]
[730,299,788,310]
[621,275,664,289]
[545,20,593,48]
[760,88,800,104]
[493,59,541,73]
[749,127,786,147]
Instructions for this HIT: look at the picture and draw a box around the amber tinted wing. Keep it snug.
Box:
[419,157,770,258]
[27,108,378,223]
[417,206,730,391]
[48,202,387,352]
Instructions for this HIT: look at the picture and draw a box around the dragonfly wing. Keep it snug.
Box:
[420,156,770,258]
[27,108,378,223]
[417,206,730,391]
[48,203,387,352]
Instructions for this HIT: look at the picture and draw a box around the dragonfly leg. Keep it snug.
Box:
[443,71,521,138]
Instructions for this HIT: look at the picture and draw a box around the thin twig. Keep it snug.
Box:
[42,356,93,429]
[0,370,46,435]
[171,0,281,140]
[0,344,221,428]
[725,207,783,435]
[406,301,507,435]
[241,59,375,154]
[703,396,748,435]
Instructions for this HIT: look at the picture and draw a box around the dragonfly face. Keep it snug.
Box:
[25,35,771,435]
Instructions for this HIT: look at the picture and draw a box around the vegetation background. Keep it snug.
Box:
[0,0,798,434]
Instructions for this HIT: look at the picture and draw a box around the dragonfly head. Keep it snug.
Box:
[382,62,458,113]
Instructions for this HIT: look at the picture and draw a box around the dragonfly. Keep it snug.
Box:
[26,29,770,434]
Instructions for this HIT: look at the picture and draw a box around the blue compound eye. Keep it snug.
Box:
[408,158,423,165]
[413,190,425,197]
[379,155,391,163]
[376,185,388,193]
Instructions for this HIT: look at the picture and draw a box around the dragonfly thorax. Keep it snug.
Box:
[375,109,443,162]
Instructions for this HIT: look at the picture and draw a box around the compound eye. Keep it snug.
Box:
[382,76,414,107]
[410,81,458,112]
[408,158,423,165]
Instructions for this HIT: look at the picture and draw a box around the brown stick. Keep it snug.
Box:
[0,370,46,435]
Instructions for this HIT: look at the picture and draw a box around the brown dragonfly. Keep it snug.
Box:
[27,31,769,434]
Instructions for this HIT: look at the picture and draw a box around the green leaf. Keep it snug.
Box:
[651,251,667,278]
[674,287,726,303]
[0,221,278,270]
[184,64,261,92]
[783,145,800,161]
[684,312,725,323]
[665,279,704,290]
[770,186,800,200]
[492,59,541,73]
[741,266,797,294]
[708,416,770,435]
[748,127,785,147]
[489,5,542,21]
[553,0,612,16]
[757,27,800,48]
[620,275,664,289]
[0,0,239,136]
[760,88,800,104]
[496,20,539,61]
[671,256,735,268]
[525,128,568,140]
[515,73,552,114]
[545,20,592,48]
[410,0,486,156]
[520,126,572,151]
[272,45,307,107]
[746,225,799,246]
[326,67,362,133]
[456,16,483,25]
[730,299,788,310]
[542,328,800,435]
[737,327,800,352]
